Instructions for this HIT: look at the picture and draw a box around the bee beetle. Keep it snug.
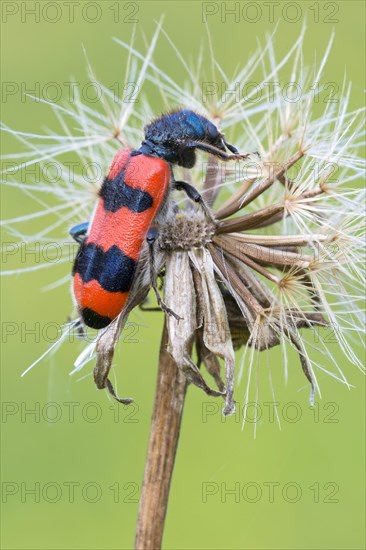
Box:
[70,109,249,330]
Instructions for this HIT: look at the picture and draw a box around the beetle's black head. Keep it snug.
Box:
[135,109,239,167]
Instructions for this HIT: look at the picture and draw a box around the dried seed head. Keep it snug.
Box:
[158,215,216,251]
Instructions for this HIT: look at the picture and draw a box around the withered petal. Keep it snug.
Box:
[189,248,236,416]
[164,251,226,401]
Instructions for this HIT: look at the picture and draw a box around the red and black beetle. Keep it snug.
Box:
[70,109,248,329]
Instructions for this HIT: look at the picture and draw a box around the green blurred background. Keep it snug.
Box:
[1,1,365,549]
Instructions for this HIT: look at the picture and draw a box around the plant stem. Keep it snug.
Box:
[135,320,188,550]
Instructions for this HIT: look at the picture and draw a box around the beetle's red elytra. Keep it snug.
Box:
[72,149,170,329]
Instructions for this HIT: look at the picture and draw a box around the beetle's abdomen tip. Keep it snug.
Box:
[80,307,112,329]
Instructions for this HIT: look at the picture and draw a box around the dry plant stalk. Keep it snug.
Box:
[135,322,188,549]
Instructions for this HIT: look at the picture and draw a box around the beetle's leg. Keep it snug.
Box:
[185,140,258,162]
[139,303,161,312]
[70,222,89,244]
[139,273,165,311]
[173,180,217,225]
[139,299,161,312]
[147,227,182,321]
